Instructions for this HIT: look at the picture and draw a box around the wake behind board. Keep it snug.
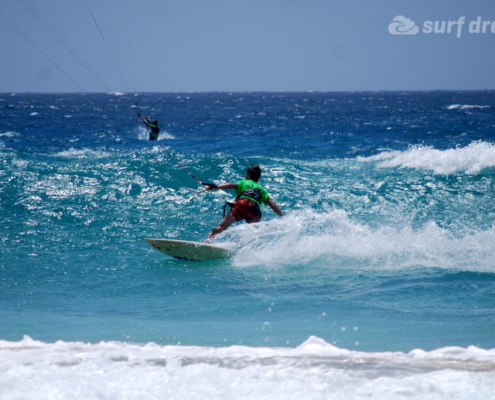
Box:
[145,238,235,261]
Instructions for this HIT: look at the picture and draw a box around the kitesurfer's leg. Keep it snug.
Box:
[206,212,236,240]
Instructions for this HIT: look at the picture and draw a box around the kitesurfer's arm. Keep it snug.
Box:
[140,115,151,126]
[267,198,284,217]
[206,183,237,191]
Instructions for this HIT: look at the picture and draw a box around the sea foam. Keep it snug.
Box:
[54,148,113,158]
[358,141,495,175]
[218,209,495,272]
[0,335,494,400]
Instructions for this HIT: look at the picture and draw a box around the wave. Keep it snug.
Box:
[357,141,495,175]
[446,104,490,110]
[0,131,20,137]
[0,335,493,400]
[215,209,495,272]
[54,148,113,158]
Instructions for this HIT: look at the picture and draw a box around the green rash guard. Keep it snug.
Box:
[235,180,270,207]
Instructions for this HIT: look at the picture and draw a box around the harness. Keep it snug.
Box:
[149,129,160,140]
[237,188,262,205]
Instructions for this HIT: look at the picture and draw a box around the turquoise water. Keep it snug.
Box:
[1,92,495,399]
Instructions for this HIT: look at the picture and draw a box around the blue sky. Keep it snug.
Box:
[1,0,494,92]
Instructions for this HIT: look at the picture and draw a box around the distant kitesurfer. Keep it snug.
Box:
[139,114,160,140]
[205,164,284,240]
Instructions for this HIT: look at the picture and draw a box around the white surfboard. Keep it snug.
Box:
[145,238,235,261]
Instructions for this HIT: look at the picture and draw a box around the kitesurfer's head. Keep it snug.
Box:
[246,164,261,182]
[152,120,158,125]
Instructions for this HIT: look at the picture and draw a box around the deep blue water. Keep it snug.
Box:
[1,91,495,355]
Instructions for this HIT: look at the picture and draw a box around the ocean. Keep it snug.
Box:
[1,91,495,399]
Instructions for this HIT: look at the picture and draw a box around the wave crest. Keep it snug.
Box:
[358,141,495,175]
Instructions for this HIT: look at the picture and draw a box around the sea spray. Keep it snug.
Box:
[215,209,495,272]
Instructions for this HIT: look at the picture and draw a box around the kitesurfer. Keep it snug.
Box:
[205,164,284,240]
[139,114,160,140]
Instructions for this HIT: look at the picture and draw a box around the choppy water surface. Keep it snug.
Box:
[1,91,495,399]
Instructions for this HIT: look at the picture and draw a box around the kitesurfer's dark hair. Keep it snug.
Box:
[246,164,261,182]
